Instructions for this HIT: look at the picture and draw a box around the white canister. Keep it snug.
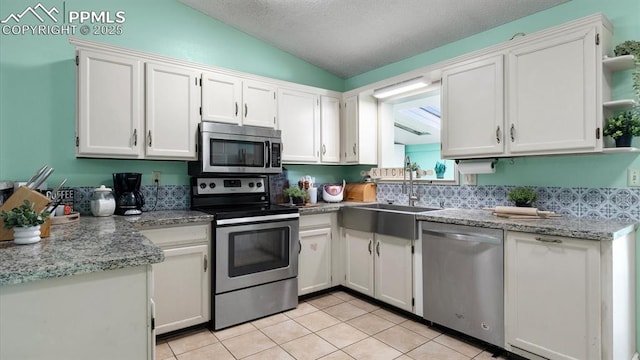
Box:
[307,187,318,204]
[90,185,116,217]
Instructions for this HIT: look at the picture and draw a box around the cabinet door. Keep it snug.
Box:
[201,72,242,124]
[507,27,598,154]
[374,234,413,311]
[441,55,504,158]
[342,96,359,163]
[77,50,143,157]
[242,80,277,128]
[278,89,320,163]
[320,96,341,163]
[153,244,210,335]
[145,63,199,159]
[298,227,332,295]
[344,228,374,297]
[505,232,600,360]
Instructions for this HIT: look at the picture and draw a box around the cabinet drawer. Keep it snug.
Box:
[140,223,210,247]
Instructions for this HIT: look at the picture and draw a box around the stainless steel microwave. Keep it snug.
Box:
[188,122,282,175]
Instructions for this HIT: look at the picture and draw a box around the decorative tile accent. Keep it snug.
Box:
[376,182,640,222]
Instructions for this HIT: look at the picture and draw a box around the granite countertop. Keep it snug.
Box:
[417,208,636,241]
[0,210,213,287]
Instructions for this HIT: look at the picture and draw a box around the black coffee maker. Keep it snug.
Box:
[113,173,145,215]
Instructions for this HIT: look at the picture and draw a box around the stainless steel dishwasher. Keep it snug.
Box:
[422,221,504,347]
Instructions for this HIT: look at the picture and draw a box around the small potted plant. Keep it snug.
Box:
[507,187,537,207]
[0,200,50,244]
[603,108,640,147]
[409,162,420,178]
[613,40,640,101]
[284,186,307,206]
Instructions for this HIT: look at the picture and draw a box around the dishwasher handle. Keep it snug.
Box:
[422,228,502,244]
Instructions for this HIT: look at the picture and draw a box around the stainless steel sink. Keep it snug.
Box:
[352,203,440,213]
[340,203,440,240]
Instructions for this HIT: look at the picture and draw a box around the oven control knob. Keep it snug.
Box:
[209,183,216,189]
[199,183,207,189]
[256,182,262,188]
[248,182,255,188]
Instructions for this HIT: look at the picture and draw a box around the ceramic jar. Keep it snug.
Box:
[90,185,116,217]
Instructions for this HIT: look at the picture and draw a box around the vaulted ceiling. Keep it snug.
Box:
[180,0,569,78]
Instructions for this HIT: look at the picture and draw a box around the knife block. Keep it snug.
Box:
[0,186,51,241]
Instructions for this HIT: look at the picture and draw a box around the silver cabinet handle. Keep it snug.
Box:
[204,254,208,272]
[376,241,380,256]
[368,240,372,254]
[535,237,562,244]
[299,241,302,254]
[148,130,152,147]
[510,124,515,142]
[235,102,238,117]
[244,103,248,118]
[322,144,326,155]
[133,129,137,146]
[352,143,357,155]
[496,126,501,144]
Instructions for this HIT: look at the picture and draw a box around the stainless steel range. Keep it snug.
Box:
[191,175,299,330]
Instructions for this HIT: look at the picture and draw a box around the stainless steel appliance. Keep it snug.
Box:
[189,122,282,176]
[422,222,504,347]
[112,173,144,215]
[191,175,299,330]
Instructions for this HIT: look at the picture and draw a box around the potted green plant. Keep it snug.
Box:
[284,186,307,206]
[613,40,640,101]
[507,187,538,207]
[603,108,640,147]
[409,162,421,178]
[0,200,50,244]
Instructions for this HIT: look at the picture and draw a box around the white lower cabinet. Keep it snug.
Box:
[505,231,636,360]
[298,214,338,296]
[344,228,413,312]
[140,223,211,335]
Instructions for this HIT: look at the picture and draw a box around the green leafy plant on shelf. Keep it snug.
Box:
[507,187,538,207]
[0,200,50,229]
[614,40,640,102]
[284,186,307,205]
[603,109,640,145]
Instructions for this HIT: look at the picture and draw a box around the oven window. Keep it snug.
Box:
[228,227,290,277]
[210,139,265,167]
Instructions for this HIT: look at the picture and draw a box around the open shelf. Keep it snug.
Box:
[603,99,637,111]
[603,55,636,72]
[603,147,640,154]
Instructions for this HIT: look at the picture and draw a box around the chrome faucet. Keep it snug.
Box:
[402,155,419,206]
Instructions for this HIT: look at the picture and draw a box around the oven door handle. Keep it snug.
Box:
[216,212,300,226]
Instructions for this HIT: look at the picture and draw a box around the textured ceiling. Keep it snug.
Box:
[180,0,568,79]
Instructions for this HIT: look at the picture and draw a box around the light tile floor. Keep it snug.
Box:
[156,291,508,360]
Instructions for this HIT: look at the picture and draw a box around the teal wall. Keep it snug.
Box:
[0,0,343,186]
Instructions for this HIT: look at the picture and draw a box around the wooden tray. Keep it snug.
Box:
[50,212,80,225]
[0,186,51,241]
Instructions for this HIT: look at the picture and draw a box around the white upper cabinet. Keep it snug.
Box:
[278,89,320,163]
[201,72,242,125]
[320,96,341,163]
[342,95,377,164]
[441,14,610,159]
[507,26,599,154]
[145,63,199,160]
[76,50,143,158]
[242,80,277,128]
[441,55,505,158]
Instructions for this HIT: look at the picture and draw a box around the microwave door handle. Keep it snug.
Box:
[265,141,271,168]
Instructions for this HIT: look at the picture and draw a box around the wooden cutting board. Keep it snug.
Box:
[0,186,51,241]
